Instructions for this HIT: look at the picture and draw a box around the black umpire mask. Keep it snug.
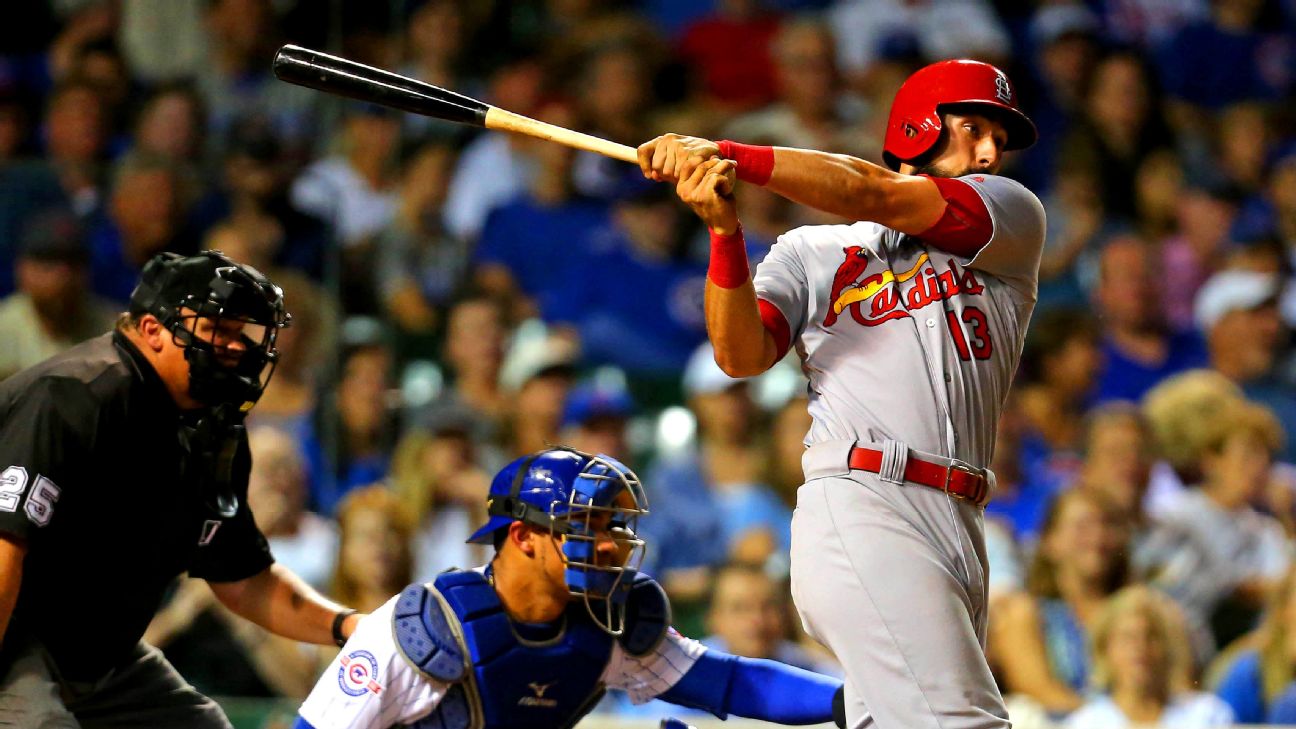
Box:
[129,251,291,412]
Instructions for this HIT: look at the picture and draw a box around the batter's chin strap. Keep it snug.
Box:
[832,686,845,729]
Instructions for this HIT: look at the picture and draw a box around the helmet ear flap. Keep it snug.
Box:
[908,116,943,158]
[883,114,942,170]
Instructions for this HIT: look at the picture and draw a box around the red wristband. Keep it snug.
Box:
[708,225,749,289]
[717,140,774,186]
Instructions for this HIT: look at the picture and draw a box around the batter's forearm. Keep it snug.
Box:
[758,148,944,234]
[765,148,885,215]
[706,281,778,378]
[213,564,355,646]
[704,225,780,377]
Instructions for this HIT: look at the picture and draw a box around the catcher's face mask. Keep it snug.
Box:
[556,454,649,636]
[471,449,649,635]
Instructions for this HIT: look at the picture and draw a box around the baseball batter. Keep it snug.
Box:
[639,60,1046,728]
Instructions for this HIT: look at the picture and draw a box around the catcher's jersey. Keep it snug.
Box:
[754,174,1045,468]
[297,591,706,729]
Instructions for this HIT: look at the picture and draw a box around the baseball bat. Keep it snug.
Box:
[272,45,638,164]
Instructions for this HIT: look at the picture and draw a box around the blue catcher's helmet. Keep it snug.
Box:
[467,448,649,635]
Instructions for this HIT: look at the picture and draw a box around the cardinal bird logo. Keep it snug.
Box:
[823,247,930,327]
[823,247,872,327]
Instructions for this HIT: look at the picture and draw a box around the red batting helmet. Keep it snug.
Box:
[882,59,1038,171]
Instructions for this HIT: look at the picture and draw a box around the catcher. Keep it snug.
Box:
[291,448,844,729]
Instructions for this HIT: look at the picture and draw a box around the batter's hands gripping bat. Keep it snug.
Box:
[272,44,637,164]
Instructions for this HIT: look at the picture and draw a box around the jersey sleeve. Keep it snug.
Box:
[600,627,707,704]
[188,432,275,582]
[751,232,811,345]
[0,378,91,541]
[298,597,448,729]
[941,174,1046,294]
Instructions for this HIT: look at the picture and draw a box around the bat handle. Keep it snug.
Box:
[484,108,638,164]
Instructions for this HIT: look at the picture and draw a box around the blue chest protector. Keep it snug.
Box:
[392,569,669,729]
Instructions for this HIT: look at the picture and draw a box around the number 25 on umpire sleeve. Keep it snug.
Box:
[945,307,993,361]
[0,465,61,527]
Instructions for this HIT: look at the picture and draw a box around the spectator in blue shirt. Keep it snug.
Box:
[1018,3,1102,195]
[89,152,196,303]
[473,102,611,326]
[302,333,396,516]
[1093,234,1208,403]
[551,185,709,377]
[1157,0,1289,111]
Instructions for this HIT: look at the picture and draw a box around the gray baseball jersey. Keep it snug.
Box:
[753,173,1046,469]
[757,172,1045,729]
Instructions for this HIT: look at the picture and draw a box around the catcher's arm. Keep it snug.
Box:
[657,647,844,726]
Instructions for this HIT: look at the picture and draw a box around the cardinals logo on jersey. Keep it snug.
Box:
[823,246,872,327]
[822,246,986,329]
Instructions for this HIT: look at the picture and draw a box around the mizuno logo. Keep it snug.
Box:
[519,680,559,708]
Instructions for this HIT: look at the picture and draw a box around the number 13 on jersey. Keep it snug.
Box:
[946,307,993,361]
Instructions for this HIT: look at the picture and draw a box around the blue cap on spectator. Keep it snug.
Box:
[561,384,634,430]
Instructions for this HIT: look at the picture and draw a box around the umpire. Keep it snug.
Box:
[0,252,361,728]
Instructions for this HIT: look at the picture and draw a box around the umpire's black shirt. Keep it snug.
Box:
[0,331,273,680]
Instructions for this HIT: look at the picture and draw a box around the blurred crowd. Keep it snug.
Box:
[3,0,1296,725]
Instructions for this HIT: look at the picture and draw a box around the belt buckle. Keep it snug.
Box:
[943,458,985,505]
